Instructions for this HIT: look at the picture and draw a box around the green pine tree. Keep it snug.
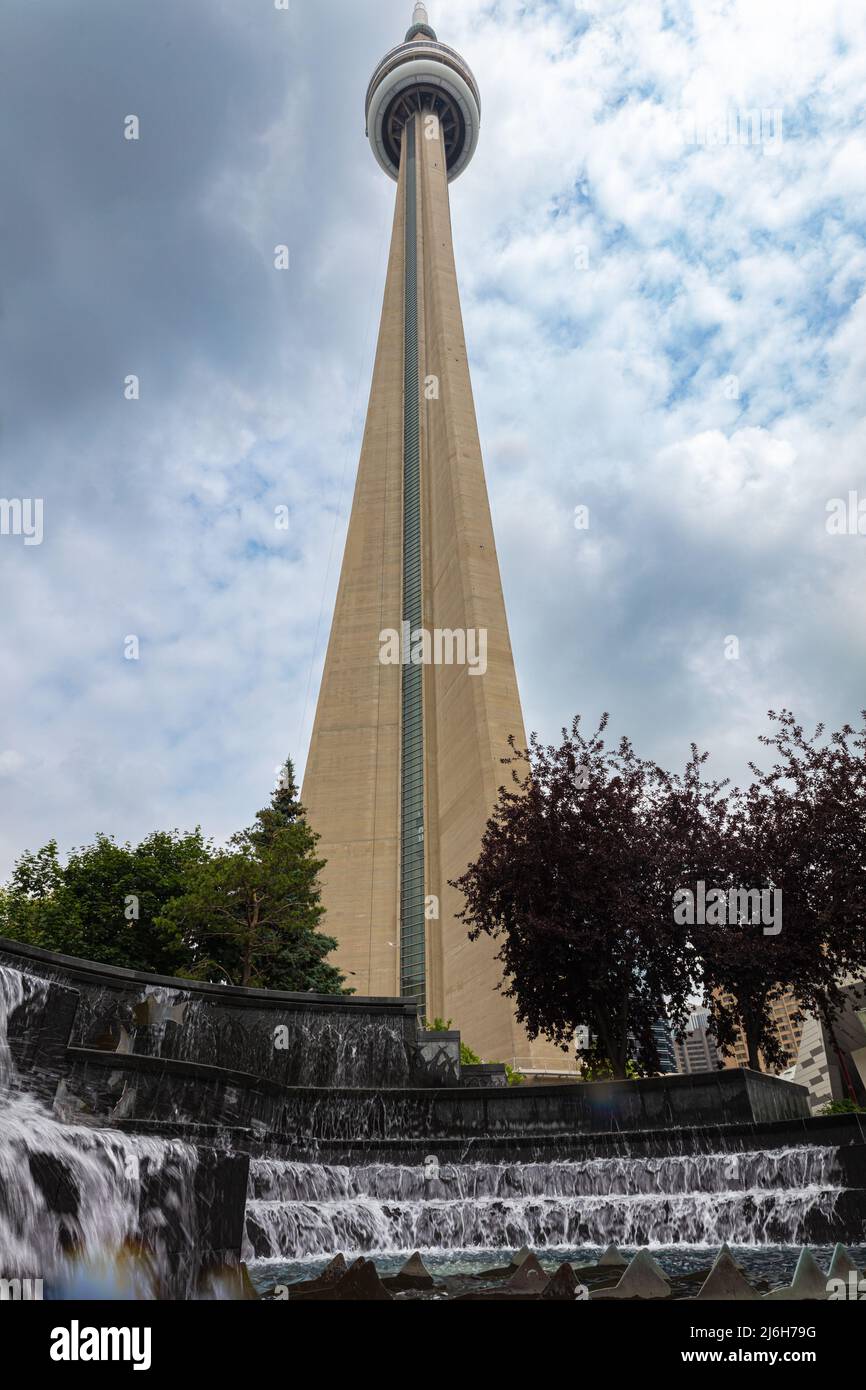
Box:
[157,758,346,993]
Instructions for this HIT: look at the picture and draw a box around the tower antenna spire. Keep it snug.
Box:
[403,2,438,44]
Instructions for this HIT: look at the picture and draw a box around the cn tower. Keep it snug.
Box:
[303,6,572,1076]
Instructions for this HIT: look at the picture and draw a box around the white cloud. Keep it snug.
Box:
[1,0,864,875]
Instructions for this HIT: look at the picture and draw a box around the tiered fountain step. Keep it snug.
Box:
[0,962,248,1296]
[242,1148,857,1262]
[4,938,866,1298]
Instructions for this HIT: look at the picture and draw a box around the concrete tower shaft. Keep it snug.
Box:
[302,11,573,1076]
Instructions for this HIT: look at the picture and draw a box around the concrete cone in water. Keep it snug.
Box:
[507,1253,549,1294]
[827,1244,859,1283]
[765,1248,828,1301]
[694,1247,761,1301]
[593,1249,671,1300]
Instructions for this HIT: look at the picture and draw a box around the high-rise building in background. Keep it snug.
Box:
[792,976,866,1113]
[673,1009,723,1075]
[651,1019,678,1074]
[302,7,572,1075]
[711,982,866,1111]
[715,988,804,1072]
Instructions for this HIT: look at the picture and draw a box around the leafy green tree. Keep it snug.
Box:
[0,757,343,994]
[253,757,346,993]
[820,1099,865,1116]
[580,1056,642,1082]
[0,840,71,949]
[251,757,305,848]
[0,831,208,975]
[158,759,345,993]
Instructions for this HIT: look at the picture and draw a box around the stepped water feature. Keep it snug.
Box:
[242,1149,848,1261]
[3,941,416,1089]
[2,936,866,1297]
[0,962,247,1297]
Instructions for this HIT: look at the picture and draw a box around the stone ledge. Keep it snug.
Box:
[0,936,418,1016]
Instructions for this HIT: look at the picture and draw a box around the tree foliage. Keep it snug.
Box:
[452,716,696,1080]
[0,757,346,995]
[452,710,866,1080]
[0,831,208,975]
[705,711,866,1074]
[159,758,344,992]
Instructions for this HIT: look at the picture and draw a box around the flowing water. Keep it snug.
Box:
[0,965,204,1297]
[38,966,412,1087]
[1,957,860,1299]
[242,1150,846,1261]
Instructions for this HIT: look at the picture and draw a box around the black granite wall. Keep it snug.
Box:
[54,1046,811,1143]
[0,936,421,1089]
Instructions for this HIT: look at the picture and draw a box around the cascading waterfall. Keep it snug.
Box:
[54,971,411,1087]
[3,950,861,1291]
[0,965,203,1297]
[243,1150,846,1260]
[0,961,25,1086]
[268,1012,411,1088]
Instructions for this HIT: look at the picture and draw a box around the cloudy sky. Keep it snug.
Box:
[1,0,863,877]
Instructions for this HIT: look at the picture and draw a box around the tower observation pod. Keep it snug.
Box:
[302,7,575,1079]
[365,3,481,183]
